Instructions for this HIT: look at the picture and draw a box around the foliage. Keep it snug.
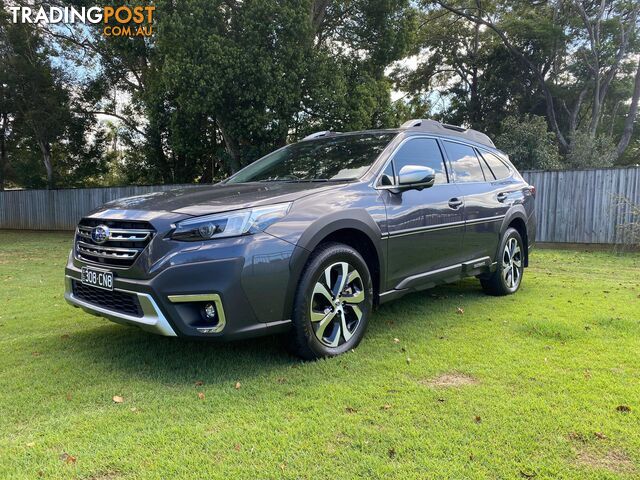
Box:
[613,195,640,247]
[1,0,640,187]
[565,130,617,169]
[427,0,640,164]
[58,0,416,184]
[0,9,108,189]
[496,115,562,170]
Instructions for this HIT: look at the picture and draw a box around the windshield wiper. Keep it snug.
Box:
[257,177,357,183]
[311,178,357,182]
[257,179,298,183]
[289,178,357,183]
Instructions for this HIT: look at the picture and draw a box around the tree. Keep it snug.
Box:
[390,2,556,140]
[0,6,14,190]
[1,6,109,189]
[41,0,416,182]
[495,115,561,170]
[2,19,71,188]
[433,0,640,161]
[0,72,10,191]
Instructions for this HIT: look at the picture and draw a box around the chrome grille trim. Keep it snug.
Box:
[74,219,155,268]
[76,226,152,242]
[76,226,91,240]
[76,241,140,259]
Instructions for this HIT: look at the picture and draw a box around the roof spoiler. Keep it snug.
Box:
[400,119,495,148]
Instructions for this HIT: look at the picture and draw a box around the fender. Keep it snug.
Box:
[281,209,386,320]
[499,205,527,234]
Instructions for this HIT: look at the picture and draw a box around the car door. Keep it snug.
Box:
[380,137,466,291]
[442,140,507,262]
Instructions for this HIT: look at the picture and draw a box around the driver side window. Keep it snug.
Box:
[384,138,448,186]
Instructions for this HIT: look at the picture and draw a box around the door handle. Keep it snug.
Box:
[497,192,508,202]
[448,197,463,209]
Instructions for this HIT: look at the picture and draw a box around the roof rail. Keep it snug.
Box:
[302,131,339,141]
[399,119,495,148]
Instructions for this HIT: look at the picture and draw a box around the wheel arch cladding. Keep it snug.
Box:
[503,212,529,267]
[283,215,385,320]
[315,228,381,299]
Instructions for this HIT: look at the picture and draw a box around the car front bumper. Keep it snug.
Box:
[64,275,179,336]
[64,231,301,340]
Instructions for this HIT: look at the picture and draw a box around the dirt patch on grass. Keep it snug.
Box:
[575,448,635,475]
[421,372,479,388]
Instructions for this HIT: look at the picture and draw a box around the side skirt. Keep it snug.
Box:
[377,256,493,305]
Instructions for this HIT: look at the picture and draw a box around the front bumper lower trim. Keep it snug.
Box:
[64,275,178,336]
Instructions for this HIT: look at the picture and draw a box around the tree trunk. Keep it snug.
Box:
[615,60,640,159]
[147,125,171,183]
[0,112,7,191]
[217,121,242,173]
[37,139,54,189]
[468,22,481,127]
[311,0,331,31]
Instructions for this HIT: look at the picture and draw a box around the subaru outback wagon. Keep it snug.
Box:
[65,119,536,359]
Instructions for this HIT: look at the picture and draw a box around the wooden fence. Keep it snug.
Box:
[0,167,639,244]
[521,167,639,244]
[0,185,195,231]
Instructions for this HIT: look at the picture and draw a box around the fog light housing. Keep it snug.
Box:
[167,294,227,334]
[202,302,217,321]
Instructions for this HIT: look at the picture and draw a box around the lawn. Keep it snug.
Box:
[0,230,639,479]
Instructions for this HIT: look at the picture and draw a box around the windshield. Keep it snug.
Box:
[226,132,396,184]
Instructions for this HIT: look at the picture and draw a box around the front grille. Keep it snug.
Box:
[72,280,143,317]
[75,218,155,268]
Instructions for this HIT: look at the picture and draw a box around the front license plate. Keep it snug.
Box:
[81,267,114,291]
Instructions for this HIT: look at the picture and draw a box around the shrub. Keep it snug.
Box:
[496,115,561,170]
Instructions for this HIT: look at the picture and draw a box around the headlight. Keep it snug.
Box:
[171,203,291,241]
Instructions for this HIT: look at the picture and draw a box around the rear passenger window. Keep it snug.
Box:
[480,151,511,180]
[443,141,485,183]
[392,138,448,184]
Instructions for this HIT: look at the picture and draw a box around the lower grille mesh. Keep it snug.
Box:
[72,281,143,318]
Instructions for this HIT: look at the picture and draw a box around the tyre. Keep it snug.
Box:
[289,242,373,360]
[480,227,525,296]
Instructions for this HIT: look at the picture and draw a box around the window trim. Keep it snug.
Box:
[379,159,396,187]
[374,135,450,190]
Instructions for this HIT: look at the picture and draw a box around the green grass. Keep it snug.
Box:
[0,231,639,479]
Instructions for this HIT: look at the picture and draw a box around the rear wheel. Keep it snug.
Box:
[288,242,373,360]
[480,227,524,296]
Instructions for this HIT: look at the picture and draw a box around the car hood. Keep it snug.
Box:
[98,182,345,217]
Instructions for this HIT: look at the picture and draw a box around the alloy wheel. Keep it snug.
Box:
[502,237,522,289]
[310,262,366,347]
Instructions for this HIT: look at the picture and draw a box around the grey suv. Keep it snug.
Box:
[65,119,536,359]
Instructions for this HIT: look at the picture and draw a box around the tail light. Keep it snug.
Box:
[528,185,536,197]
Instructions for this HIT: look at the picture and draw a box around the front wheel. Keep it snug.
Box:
[480,227,525,296]
[288,242,373,360]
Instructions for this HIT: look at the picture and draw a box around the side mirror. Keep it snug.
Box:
[396,165,436,191]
